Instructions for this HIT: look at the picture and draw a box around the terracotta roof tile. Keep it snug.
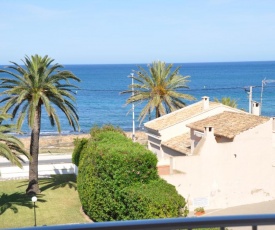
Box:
[144,101,222,131]
[186,111,270,139]
[162,133,191,154]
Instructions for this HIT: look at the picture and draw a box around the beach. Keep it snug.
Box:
[19,131,148,153]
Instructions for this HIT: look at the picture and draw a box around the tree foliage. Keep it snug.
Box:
[0,112,29,168]
[121,61,195,123]
[214,97,238,108]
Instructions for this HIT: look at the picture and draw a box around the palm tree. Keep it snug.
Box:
[214,97,238,108]
[121,61,195,123]
[0,112,29,168]
[0,55,80,194]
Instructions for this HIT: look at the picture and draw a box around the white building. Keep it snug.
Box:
[144,97,275,210]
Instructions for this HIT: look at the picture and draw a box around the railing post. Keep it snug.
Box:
[252,226,257,230]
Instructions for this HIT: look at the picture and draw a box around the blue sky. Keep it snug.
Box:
[1,0,275,64]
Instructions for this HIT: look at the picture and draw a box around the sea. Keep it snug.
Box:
[1,61,275,135]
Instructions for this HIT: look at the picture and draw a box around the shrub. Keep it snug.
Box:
[72,138,88,166]
[194,207,205,213]
[77,125,188,221]
[90,124,125,140]
[121,179,188,220]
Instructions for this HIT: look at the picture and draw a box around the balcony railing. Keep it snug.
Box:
[16,214,275,230]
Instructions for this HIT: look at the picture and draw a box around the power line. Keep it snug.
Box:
[78,84,275,92]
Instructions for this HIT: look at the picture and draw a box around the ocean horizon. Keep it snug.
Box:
[1,61,275,136]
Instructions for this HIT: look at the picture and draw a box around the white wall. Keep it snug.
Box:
[147,135,162,158]
[168,120,275,210]
[1,163,76,179]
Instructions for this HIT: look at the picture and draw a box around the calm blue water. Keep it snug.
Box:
[1,61,275,135]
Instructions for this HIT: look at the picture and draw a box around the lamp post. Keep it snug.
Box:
[32,196,37,227]
[128,73,135,141]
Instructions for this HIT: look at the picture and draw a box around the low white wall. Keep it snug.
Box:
[0,163,77,179]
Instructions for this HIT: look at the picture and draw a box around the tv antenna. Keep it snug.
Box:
[261,78,275,111]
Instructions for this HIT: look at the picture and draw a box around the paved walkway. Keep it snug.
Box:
[205,200,275,217]
[190,200,275,230]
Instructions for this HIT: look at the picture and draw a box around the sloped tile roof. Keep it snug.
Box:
[162,133,191,154]
[186,111,270,139]
[144,101,222,131]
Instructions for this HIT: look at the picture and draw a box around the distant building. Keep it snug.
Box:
[145,97,275,210]
[145,96,246,158]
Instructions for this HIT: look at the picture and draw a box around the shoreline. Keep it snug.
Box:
[18,131,147,152]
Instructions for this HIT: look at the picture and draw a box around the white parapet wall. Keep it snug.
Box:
[0,163,77,179]
[0,154,78,179]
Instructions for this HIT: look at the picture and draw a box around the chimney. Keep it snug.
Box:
[202,96,209,110]
[204,126,214,138]
[252,101,260,116]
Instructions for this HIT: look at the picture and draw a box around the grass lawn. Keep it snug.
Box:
[0,174,90,228]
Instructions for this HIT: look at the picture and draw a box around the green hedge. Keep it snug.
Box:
[76,125,188,221]
[121,179,188,219]
[72,138,88,166]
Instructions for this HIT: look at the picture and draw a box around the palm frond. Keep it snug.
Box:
[121,61,195,122]
[0,55,80,133]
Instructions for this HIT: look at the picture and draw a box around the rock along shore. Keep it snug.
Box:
[18,131,148,153]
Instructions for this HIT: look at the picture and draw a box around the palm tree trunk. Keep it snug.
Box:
[156,107,160,118]
[26,105,41,194]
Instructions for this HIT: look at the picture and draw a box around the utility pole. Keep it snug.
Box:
[130,73,135,141]
[249,86,253,114]
[245,86,253,114]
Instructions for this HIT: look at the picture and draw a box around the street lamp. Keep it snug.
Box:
[128,73,135,141]
[32,196,37,227]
